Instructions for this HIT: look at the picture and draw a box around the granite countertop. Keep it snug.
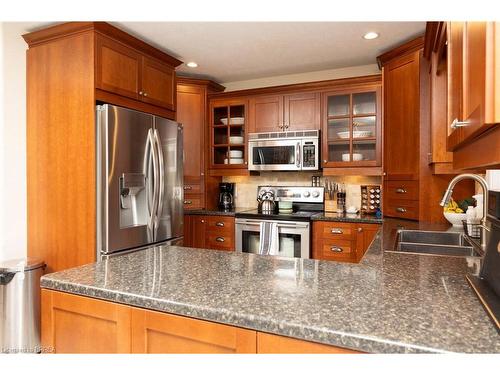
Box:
[186,208,383,224]
[40,218,500,353]
[184,207,254,216]
[311,212,383,224]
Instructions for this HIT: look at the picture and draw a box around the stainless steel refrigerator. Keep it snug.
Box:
[96,104,183,258]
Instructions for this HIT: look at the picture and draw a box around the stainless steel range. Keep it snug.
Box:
[235,186,324,259]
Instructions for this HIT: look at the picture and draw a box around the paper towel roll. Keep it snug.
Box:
[486,170,500,191]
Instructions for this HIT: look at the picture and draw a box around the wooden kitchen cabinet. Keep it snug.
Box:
[141,56,175,109]
[312,221,380,263]
[95,35,141,100]
[249,92,320,133]
[380,34,476,223]
[284,92,320,130]
[257,332,360,354]
[42,289,359,354]
[211,75,383,176]
[41,289,131,353]
[446,21,500,169]
[177,78,224,210]
[378,38,422,221]
[321,86,382,172]
[382,50,421,181]
[209,98,250,176]
[248,95,283,132]
[184,214,235,251]
[423,22,456,174]
[131,308,256,353]
[95,33,180,111]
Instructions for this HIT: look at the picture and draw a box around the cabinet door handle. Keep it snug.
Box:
[450,118,469,129]
[396,207,407,213]
[216,237,225,242]
[200,219,205,223]
[184,200,192,204]
[215,222,225,227]
[330,246,343,252]
[357,227,363,233]
[143,92,148,97]
[139,91,143,95]
[184,186,192,190]
[395,188,407,194]
[330,228,343,234]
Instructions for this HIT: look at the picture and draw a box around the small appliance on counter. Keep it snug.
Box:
[257,189,277,214]
[361,185,381,214]
[466,190,500,331]
[218,182,235,211]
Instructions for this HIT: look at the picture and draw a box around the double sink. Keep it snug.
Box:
[391,229,482,258]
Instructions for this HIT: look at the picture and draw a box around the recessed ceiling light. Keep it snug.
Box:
[186,61,198,68]
[363,32,379,40]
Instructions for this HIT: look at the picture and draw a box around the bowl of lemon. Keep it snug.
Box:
[443,198,468,227]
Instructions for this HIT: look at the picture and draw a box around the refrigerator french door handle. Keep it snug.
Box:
[150,129,160,241]
[143,130,153,222]
[153,128,165,236]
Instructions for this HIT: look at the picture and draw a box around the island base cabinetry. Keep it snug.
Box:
[41,289,361,354]
[41,289,131,353]
[131,308,256,353]
[257,332,359,354]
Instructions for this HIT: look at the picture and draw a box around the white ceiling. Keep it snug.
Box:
[21,22,426,84]
[113,22,426,83]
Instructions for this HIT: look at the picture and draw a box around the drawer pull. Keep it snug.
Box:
[216,237,225,242]
[395,188,407,194]
[183,200,192,204]
[330,246,343,253]
[215,222,225,227]
[357,227,363,233]
[450,118,470,129]
[184,186,192,190]
[396,207,407,213]
[330,228,343,234]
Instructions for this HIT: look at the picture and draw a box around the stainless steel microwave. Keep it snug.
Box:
[247,130,319,171]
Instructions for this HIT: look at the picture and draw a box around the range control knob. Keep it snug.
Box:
[312,191,320,198]
[303,191,311,198]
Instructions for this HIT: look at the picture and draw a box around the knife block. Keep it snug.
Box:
[325,198,338,212]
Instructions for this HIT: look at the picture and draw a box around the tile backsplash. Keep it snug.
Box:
[223,172,381,209]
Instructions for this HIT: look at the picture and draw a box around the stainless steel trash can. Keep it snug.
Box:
[0,258,45,353]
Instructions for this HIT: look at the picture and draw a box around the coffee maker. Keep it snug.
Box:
[218,183,235,211]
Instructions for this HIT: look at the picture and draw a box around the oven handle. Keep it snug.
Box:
[296,142,301,168]
[235,220,309,229]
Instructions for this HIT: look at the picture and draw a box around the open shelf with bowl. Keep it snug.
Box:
[322,86,382,172]
[209,99,248,171]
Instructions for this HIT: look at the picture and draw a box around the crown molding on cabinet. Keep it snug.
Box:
[377,35,425,68]
[208,74,381,99]
[23,22,183,68]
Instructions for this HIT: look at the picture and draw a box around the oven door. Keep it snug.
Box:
[248,139,301,171]
[235,218,310,258]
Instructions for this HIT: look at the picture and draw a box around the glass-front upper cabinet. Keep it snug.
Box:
[210,99,247,168]
[322,86,381,169]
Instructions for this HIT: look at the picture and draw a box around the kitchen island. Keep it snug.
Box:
[40,218,500,353]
